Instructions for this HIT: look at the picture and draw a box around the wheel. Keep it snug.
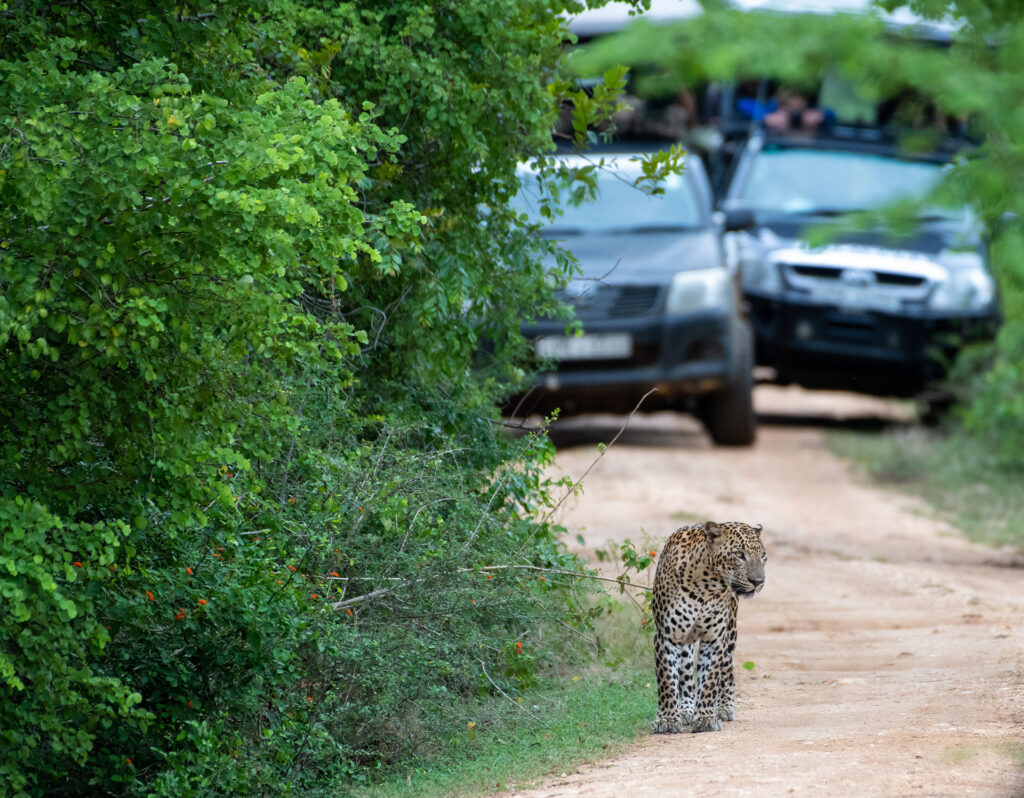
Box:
[702,319,757,446]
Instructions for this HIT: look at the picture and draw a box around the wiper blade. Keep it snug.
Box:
[915,212,962,222]
[610,224,699,234]
[540,227,585,237]
[792,207,854,217]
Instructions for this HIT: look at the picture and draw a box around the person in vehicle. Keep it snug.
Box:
[737,86,835,133]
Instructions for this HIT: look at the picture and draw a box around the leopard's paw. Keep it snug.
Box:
[690,715,723,733]
[718,706,735,722]
[651,716,687,734]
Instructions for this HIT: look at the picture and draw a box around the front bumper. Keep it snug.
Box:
[515,311,735,416]
[748,292,999,396]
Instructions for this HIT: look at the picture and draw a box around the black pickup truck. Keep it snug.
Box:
[512,150,757,445]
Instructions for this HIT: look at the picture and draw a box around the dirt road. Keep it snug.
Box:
[504,386,1024,798]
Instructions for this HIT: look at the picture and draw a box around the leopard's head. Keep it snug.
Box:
[705,521,766,599]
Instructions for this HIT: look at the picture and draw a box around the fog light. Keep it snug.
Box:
[795,320,814,340]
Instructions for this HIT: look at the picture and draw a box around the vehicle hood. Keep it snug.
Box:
[547,229,721,285]
[755,213,981,255]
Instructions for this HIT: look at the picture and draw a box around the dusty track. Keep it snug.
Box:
[499,386,1024,798]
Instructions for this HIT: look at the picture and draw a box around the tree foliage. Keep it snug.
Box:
[577,0,1024,465]
[0,1,644,794]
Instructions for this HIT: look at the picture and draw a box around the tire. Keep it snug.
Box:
[702,319,757,446]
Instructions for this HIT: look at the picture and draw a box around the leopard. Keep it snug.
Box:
[650,521,766,734]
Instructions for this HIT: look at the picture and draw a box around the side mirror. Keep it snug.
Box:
[722,206,756,233]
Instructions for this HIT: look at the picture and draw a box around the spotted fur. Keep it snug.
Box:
[650,521,766,734]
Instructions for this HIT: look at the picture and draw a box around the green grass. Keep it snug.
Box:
[828,424,1024,550]
[357,603,654,798]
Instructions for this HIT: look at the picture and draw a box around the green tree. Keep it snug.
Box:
[0,1,644,794]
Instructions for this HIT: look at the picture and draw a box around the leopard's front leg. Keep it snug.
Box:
[691,638,723,733]
[651,633,688,734]
[677,642,696,725]
[718,616,738,722]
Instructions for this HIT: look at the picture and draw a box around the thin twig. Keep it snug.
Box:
[542,386,656,528]
[515,387,657,557]
[463,564,651,592]
[464,470,510,548]
[329,563,650,612]
[479,658,545,724]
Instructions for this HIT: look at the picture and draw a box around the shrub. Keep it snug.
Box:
[0,1,639,793]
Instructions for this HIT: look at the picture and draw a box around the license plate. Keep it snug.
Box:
[534,333,633,361]
[808,283,902,313]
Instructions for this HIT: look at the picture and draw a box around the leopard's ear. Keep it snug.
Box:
[753,523,763,535]
[704,521,722,542]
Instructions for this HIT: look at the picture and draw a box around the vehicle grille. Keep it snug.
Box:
[783,262,932,304]
[789,264,927,287]
[560,284,661,320]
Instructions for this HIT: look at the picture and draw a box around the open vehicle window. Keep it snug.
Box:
[514,167,704,233]
[737,149,954,215]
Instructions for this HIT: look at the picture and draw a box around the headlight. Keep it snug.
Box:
[665,268,732,313]
[733,232,782,294]
[740,255,782,295]
[929,251,996,312]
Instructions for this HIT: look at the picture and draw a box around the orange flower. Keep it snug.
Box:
[73,561,82,567]
[538,576,545,582]
[185,567,193,575]
[174,609,186,620]
[287,497,296,504]
[275,580,282,585]
[197,599,207,606]
[125,757,132,766]
[330,571,339,577]
[649,550,657,557]
[311,593,318,600]
[288,565,297,572]
[346,608,354,617]
[145,590,154,602]
[306,696,313,702]
[487,574,493,580]
[515,641,523,654]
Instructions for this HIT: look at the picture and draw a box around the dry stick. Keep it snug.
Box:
[479,658,545,724]
[465,564,651,592]
[330,563,650,611]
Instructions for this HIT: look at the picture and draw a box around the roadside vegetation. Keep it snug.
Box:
[0,1,662,795]
[358,600,653,797]
[830,421,1024,551]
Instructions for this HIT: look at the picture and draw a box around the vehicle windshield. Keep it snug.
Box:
[514,165,704,233]
[737,148,957,217]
